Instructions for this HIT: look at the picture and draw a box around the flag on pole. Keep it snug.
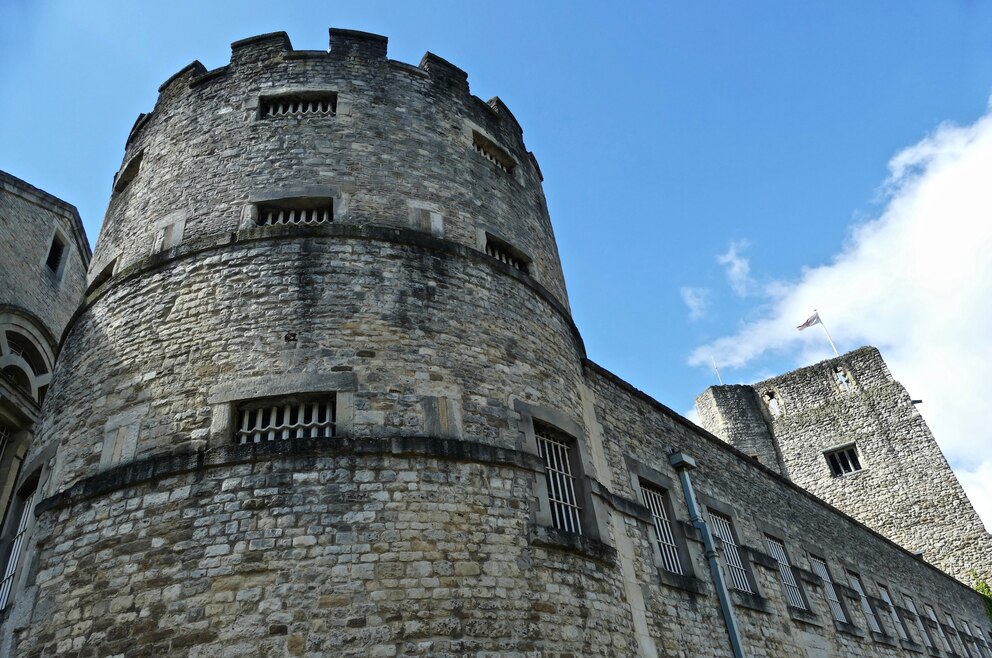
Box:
[797,311,821,331]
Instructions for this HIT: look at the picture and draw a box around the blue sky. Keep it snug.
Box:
[3,1,992,525]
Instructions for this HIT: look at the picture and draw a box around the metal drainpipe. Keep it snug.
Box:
[668,450,747,658]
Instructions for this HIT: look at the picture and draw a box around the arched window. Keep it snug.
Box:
[1,366,31,394]
[5,332,48,377]
[763,391,782,417]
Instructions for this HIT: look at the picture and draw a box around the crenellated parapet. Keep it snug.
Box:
[93,29,560,308]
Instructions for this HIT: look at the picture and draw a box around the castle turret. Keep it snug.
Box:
[696,346,992,586]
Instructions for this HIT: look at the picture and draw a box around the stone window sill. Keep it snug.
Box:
[899,638,924,654]
[870,631,897,647]
[833,619,863,637]
[788,605,822,627]
[730,589,770,613]
[657,569,706,595]
[529,525,616,565]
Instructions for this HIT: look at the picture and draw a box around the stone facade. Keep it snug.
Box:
[696,346,992,588]
[1,28,991,658]
[0,170,90,634]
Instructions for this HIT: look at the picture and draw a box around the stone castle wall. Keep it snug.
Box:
[3,28,991,658]
[697,346,992,586]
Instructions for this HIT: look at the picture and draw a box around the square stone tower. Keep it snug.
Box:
[696,346,992,586]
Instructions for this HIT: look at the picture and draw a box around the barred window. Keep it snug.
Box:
[877,584,908,641]
[472,131,515,174]
[926,604,953,653]
[946,615,973,658]
[809,555,846,622]
[903,596,934,649]
[484,234,530,274]
[962,621,981,658]
[765,536,806,609]
[261,93,337,118]
[236,397,335,444]
[848,572,882,633]
[640,482,683,574]
[0,486,35,610]
[256,199,333,227]
[708,511,751,593]
[825,445,862,477]
[535,423,582,535]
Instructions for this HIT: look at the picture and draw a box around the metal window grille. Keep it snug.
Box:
[261,95,336,117]
[904,596,934,649]
[708,512,751,593]
[0,423,8,468]
[765,537,806,609]
[640,483,683,574]
[0,490,35,610]
[472,132,514,174]
[947,616,973,658]
[236,399,335,444]
[926,604,953,652]
[963,621,980,658]
[848,572,882,633]
[826,446,862,477]
[809,556,847,622]
[535,425,582,535]
[257,203,333,226]
[485,237,528,273]
[877,585,908,641]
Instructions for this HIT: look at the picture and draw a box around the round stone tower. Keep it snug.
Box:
[7,29,629,656]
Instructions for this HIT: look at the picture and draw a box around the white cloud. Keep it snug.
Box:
[717,240,753,296]
[680,286,710,320]
[690,104,992,530]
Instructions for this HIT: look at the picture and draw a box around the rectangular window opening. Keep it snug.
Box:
[903,595,934,649]
[45,235,65,273]
[765,536,806,609]
[877,584,909,641]
[848,572,882,634]
[0,484,36,610]
[809,556,847,623]
[640,482,683,575]
[708,511,752,593]
[472,131,516,174]
[260,93,337,118]
[825,445,862,477]
[256,198,334,227]
[236,396,336,444]
[485,233,530,274]
[926,604,954,653]
[535,423,582,536]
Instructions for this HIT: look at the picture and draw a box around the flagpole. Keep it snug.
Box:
[711,356,724,385]
[815,309,840,356]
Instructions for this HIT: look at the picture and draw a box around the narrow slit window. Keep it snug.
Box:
[809,556,847,623]
[848,572,882,634]
[113,151,143,195]
[765,536,806,609]
[261,93,337,118]
[535,423,582,535]
[256,199,333,227]
[236,397,336,444]
[484,234,530,274]
[45,235,65,273]
[708,511,752,593]
[825,445,863,477]
[640,482,683,574]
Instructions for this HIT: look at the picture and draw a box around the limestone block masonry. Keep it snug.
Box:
[697,346,992,587]
[2,28,992,658]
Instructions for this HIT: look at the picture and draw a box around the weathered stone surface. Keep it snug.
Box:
[2,27,991,658]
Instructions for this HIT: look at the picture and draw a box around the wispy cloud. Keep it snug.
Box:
[680,287,710,320]
[717,240,752,296]
[689,104,992,529]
